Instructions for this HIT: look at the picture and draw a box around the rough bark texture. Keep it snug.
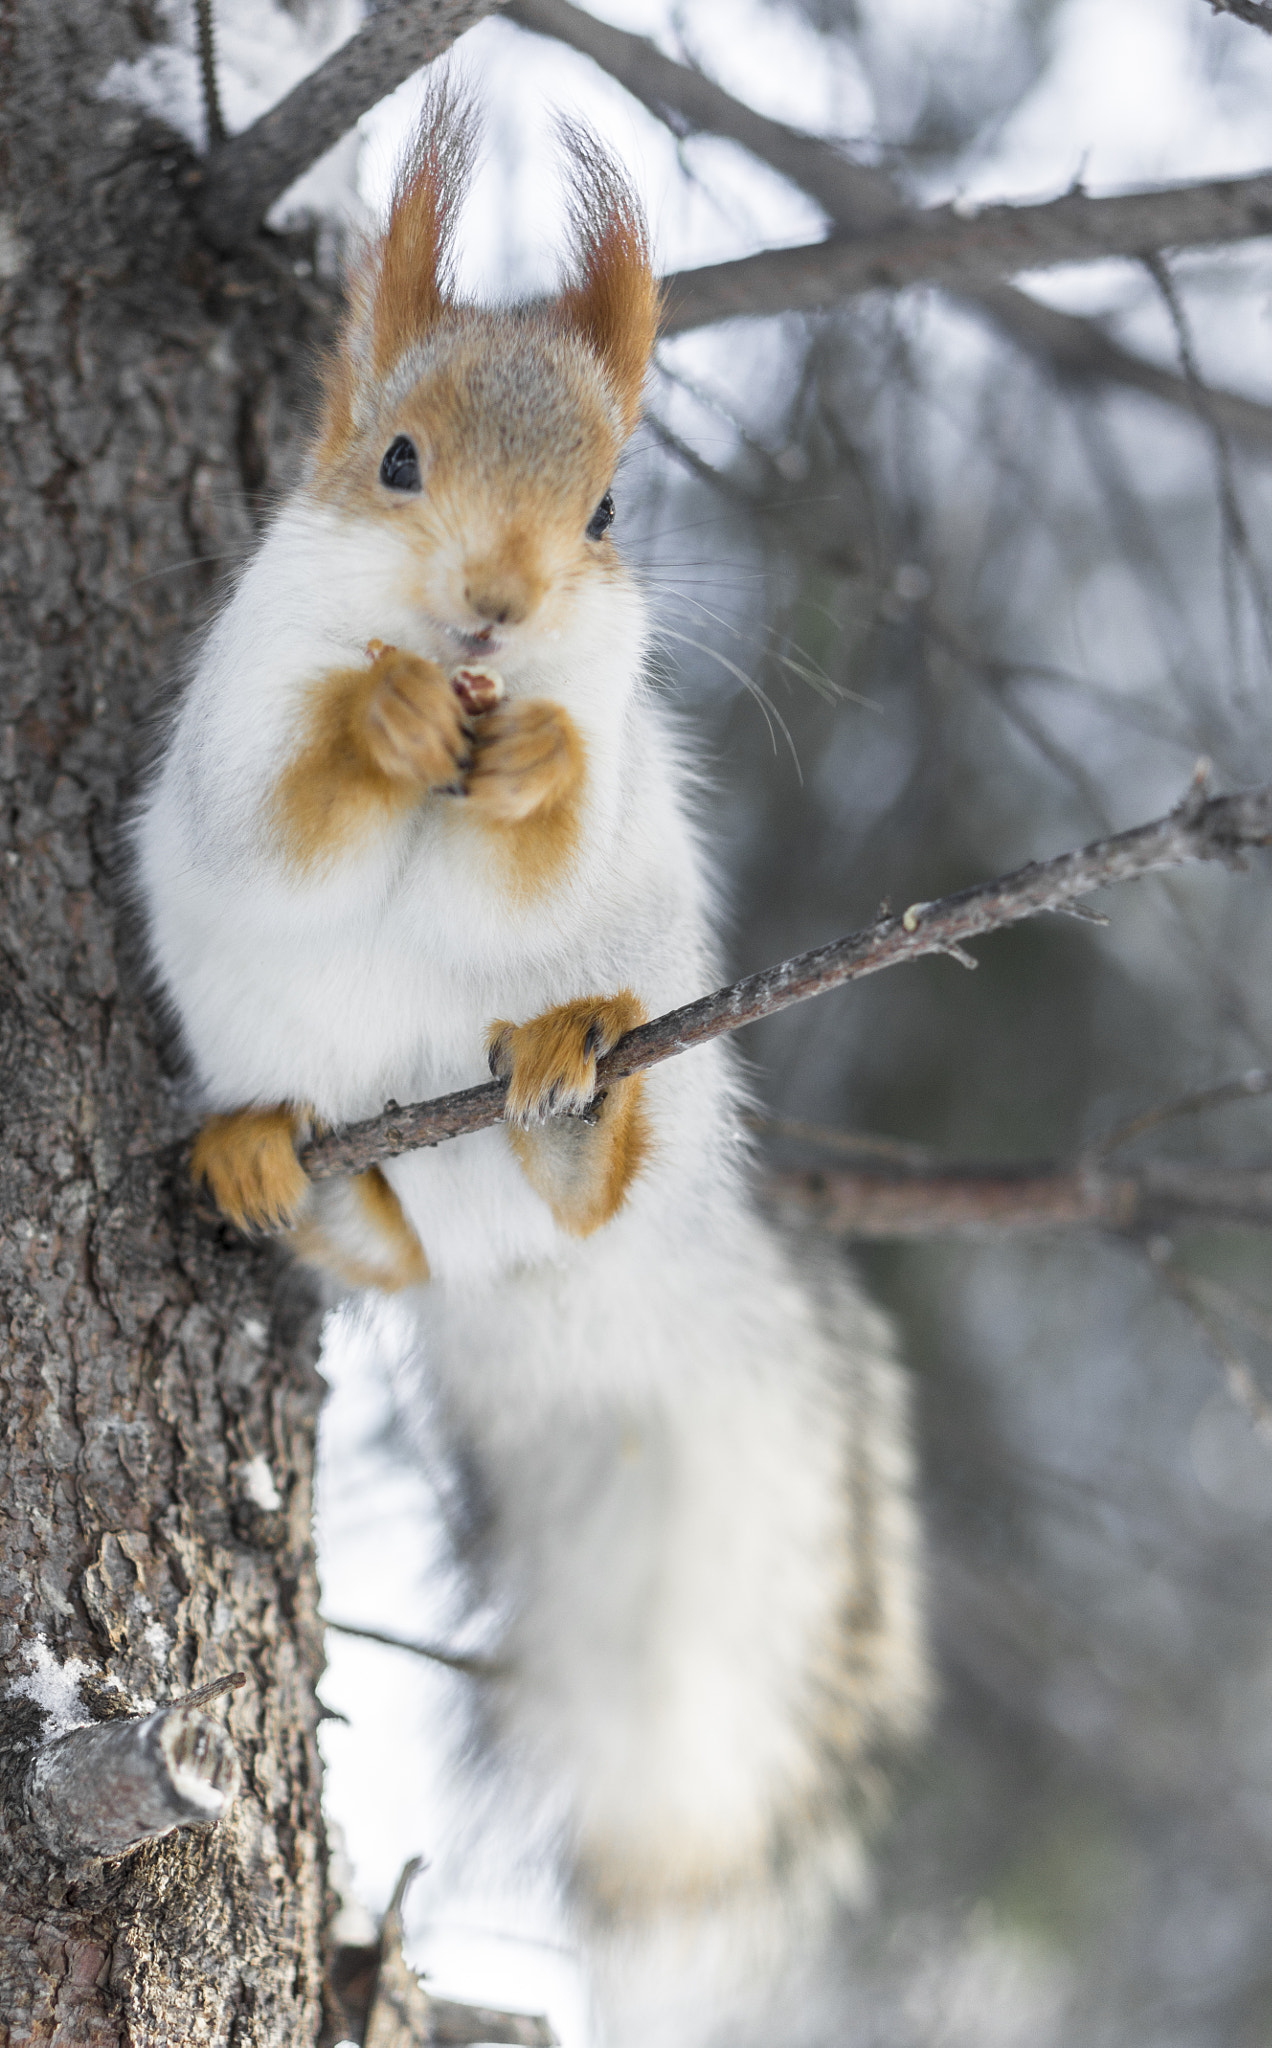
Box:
[196,0,505,251]
[0,5,340,2039]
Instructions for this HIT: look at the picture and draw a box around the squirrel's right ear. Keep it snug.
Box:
[318,81,478,462]
[556,124,661,441]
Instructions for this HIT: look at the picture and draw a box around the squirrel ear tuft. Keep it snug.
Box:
[369,79,480,377]
[555,123,662,440]
[318,79,478,462]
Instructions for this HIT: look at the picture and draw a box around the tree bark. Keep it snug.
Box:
[0,6,338,2039]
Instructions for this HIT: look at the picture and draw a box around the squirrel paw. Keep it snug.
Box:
[465,699,581,824]
[363,644,472,792]
[191,1105,310,1233]
[487,992,645,1124]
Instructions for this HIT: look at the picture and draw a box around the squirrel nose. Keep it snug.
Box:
[463,550,546,629]
[464,577,533,627]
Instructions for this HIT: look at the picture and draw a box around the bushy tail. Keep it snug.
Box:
[410,1205,930,2027]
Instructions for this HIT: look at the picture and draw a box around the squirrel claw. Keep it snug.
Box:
[191,1105,310,1234]
[485,992,645,1126]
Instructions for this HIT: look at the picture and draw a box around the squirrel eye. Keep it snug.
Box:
[380,435,422,493]
[586,491,615,541]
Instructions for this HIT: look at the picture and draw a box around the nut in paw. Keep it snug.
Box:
[486,992,646,1124]
[191,1105,311,1233]
[449,664,505,716]
[363,643,473,792]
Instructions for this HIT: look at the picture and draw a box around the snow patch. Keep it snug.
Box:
[11,1638,97,1737]
[241,1454,284,1513]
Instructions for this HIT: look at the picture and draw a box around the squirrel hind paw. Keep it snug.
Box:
[191,1106,311,1234]
[486,992,644,1125]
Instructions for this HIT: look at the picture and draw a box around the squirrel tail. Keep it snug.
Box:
[407,1215,931,2016]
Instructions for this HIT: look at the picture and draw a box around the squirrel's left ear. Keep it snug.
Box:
[556,125,662,441]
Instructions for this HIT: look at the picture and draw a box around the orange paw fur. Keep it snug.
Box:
[363,643,472,791]
[191,1105,310,1234]
[487,992,644,1122]
[465,699,582,825]
[487,994,651,1235]
[272,644,477,870]
[289,1166,430,1291]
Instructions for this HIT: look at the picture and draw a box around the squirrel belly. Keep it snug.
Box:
[133,90,931,1994]
[135,493,711,1288]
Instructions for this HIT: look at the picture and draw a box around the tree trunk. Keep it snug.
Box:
[0,6,338,2038]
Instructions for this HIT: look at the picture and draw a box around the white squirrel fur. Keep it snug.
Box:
[134,100,930,2022]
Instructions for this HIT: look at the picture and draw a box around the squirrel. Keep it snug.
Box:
[135,84,930,1996]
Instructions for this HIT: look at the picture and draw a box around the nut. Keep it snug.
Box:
[450,665,505,716]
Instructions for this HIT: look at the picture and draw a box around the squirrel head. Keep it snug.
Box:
[313,86,661,656]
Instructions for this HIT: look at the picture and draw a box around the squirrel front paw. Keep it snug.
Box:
[465,699,582,824]
[363,643,472,792]
[191,1105,310,1233]
[486,992,645,1123]
[487,994,651,1234]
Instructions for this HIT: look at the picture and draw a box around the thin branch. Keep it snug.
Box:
[1095,1068,1272,1156]
[1154,1252,1272,1440]
[1209,0,1272,33]
[505,0,901,229]
[194,0,506,252]
[964,277,1272,451]
[194,0,226,149]
[347,1858,558,2048]
[746,1113,941,1169]
[659,172,1272,335]
[509,0,1272,446]
[300,773,1272,1180]
[167,1669,248,1711]
[323,1615,501,1679]
[769,1159,1272,1238]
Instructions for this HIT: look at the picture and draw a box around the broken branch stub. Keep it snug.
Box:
[25,1706,240,1863]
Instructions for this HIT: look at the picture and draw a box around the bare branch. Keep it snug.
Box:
[195,0,506,252]
[770,1160,1272,1238]
[25,1705,240,1863]
[505,0,902,229]
[965,278,1272,450]
[167,1669,249,1711]
[1208,0,1272,34]
[324,1615,501,1679]
[509,0,1272,446]
[300,774,1272,1180]
[353,1859,558,2048]
[194,0,226,149]
[659,173,1272,334]
[1095,1068,1272,1156]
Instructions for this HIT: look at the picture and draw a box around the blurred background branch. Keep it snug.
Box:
[514,0,1272,442]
